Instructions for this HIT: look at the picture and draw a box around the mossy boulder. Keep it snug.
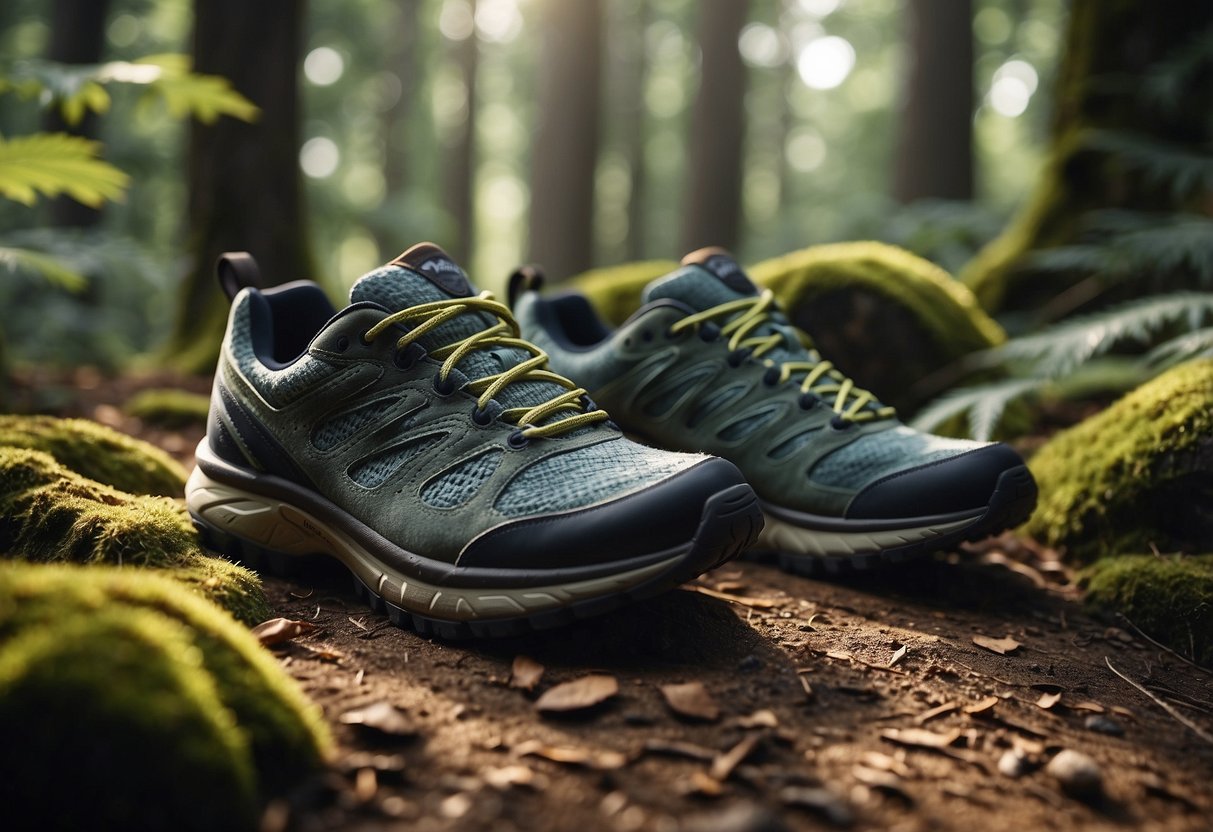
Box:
[0,446,268,624]
[0,414,187,496]
[125,388,212,428]
[0,563,330,829]
[568,259,679,326]
[749,242,1006,412]
[1025,359,1213,563]
[1082,554,1213,667]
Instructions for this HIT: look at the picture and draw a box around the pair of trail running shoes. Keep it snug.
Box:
[187,243,1038,638]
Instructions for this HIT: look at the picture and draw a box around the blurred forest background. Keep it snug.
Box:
[0,0,1063,368]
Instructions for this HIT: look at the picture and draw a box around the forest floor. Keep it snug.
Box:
[18,369,1213,832]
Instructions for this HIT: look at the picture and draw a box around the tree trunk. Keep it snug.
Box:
[961,0,1213,313]
[43,0,113,228]
[528,0,604,281]
[166,0,313,374]
[621,0,651,263]
[679,0,749,254]
[892,0,973,204]
[377,0,423,259]
[443,0,478,266]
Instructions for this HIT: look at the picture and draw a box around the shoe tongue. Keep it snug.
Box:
[640,247,759,311]
[349,242,475,310]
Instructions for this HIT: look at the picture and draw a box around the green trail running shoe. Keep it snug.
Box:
[186,243,762,638]
[513,247,1038,576]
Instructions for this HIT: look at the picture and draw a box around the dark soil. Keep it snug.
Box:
[24,368,1213,831]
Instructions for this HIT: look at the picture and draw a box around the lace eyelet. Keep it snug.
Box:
[433,373,457,396]
[641,330,653,343]
[359,332,374,347]
[762,368,781,386]
[335,335,350,352]
[698,322,721,342]
[506,430,529,449]
[798,392,820,410]
[726,349,749,368]
[393,347,419,370]
[471,407,493,427]
[830,415,852,431]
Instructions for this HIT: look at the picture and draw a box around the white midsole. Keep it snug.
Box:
[755,508,976,558]
[185,468,679,622]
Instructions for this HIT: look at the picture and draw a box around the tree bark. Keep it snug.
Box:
[166,0,313,374]
[377,0,423,259]
[892,0,973,204]
[679,0,749,254]
[43,0,113,227]
[528,0,604,281]
[443,0,478,266]
[620,0,651,263]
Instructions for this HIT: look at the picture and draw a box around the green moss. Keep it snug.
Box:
[1025,359,1213,562]
[1083,554,1213,667]
[749,242,1006,354]
[0,414,186,496]
[568,259,679,325]
[0,602,259,831]
[0,564,330,798]
[126,388,212,428]
[0,446,269,623]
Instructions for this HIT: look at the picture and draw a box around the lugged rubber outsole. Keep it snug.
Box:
[754,465,1039,577]
[190,476,762,639]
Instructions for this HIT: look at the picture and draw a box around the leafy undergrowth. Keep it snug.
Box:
[125,387,211,428]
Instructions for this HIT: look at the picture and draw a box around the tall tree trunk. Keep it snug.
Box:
[961,0,1213,313]
[528,0,604,281]
[892,0,973,204]
[166,0,313,374]
[443,0,478,265]
[43,0,113,227]
[377,0,423,259]
[621,0,651,263]
[679,0,750,254]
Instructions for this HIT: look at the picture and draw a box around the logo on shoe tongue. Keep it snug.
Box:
[390,243,472,297]
[682,247,757,295]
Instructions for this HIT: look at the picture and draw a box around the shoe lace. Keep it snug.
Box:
[669,289,897,424]
[362,291,609,439]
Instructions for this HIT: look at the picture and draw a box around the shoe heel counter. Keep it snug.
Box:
[205,370,248,468]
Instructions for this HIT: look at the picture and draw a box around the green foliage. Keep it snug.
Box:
[1084,133,1213,201]
[0,132,129,207]
[0,562,331,827]
[0,242,85,290]
[126,388,212,428]
[1083,554,1213,667]
[1024,359,1213,563]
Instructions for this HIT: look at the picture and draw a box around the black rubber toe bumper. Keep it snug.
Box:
[846,443,1027,520]
[458,457,750,569]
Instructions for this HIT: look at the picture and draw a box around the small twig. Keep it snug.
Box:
[1105,657,1213,746]
[1117,613,1211,676]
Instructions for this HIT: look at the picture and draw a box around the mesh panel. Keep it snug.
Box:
[767,428,822,460]
[718,407,780,441]
[642,266,748,310]
[313,398,399,451]
[349,434,445,488]
[421,450,503,508]
[228,299,337,406]
[495,439,701,517]
[687,385,747,428]
[809,425,986,488]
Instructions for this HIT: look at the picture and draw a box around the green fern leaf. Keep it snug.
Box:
[132,55,259,124]
[1087,131,1213,199]
[1146,327,1213,368]
[911,377,1045,441]
[0,245,86,290]
[0,132,129,207]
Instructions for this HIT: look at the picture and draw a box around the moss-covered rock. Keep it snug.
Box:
[125,388,212,428]
[1082,554,1213,667]
[568,259,679,326]
[749,242,1006,412]
[1025,359,1213,562]
[0,414,186,496]
[0,564,331,829]
[0,446,268,623]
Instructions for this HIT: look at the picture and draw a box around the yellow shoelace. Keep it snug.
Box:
[669,289,896,424]
[363,292,609,439]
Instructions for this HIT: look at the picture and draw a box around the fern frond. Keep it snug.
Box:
[1146,327,1213,368]
[129,55,259,124]
[0,132,129,207]
[1085,131,1213,200]
[0,245,86,290]
[975,292,1213,377]
[911,377,1046,441]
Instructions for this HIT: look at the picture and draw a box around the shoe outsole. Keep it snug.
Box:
[762,465,1039,577]
[194,484,762,640]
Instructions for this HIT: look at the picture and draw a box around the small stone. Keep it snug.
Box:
[998,749,1029,778]
[1046,750,1103,800]
[1084,714,1125,736]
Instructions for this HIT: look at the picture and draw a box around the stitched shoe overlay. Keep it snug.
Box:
[515,247,1037,576]
[186,243,762,637]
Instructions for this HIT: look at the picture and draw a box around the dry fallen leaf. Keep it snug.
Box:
[881,727,962,749]
[514,740,627,770]
[354,767,377,803]
[483,765,543,791]
[1070,701,1106,714]
[964,696,1000,715]
[642,738,716,762]
[973,635,1022,655]
[853,765,914,804]
[687,585,781,609]
[339,702,415,738]
[1035,691,1063,710]
[917,702,960,724]
[251,617,320,646]
[510,655,545,692]
[535,675,619,713]
[889,645,909,668]
[780,786,855,827]
[660,681,721,722]
[710,735,760,781]
[686,770,726,797]
[826,649,854,662]
[735,709,779,729]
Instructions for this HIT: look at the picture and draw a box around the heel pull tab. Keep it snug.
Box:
[216,252,264,301]
[507,264,545,308]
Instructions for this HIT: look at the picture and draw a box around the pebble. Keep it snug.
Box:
[1046,749,1103,800]
[998,749,1030,778]
[1084,714,1125,736]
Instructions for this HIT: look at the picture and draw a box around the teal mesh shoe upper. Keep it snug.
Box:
[515,248,999,519]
